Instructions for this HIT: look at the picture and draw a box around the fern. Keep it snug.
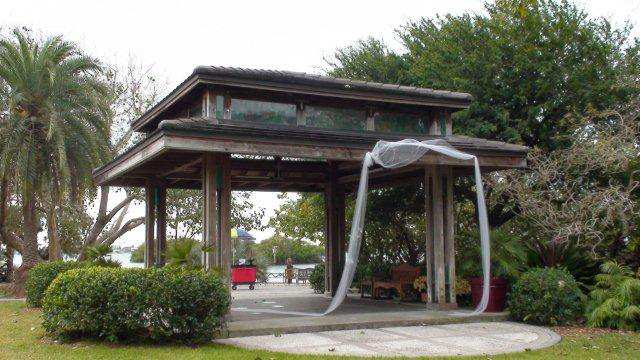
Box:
[586,261,640,330]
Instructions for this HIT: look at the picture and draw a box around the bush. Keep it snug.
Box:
[26,260,119,307]
[586,261,640,331]
[42,267,230,343]
[508,267,584,325]
[310,263,325,294]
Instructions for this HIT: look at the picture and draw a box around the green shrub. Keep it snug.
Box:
[586,261,640,331]
[508,267,584,325]
[26,260,119,307]
[42,267,230,343]
[310,263,325,294]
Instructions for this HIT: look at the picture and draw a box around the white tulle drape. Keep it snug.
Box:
[238,139,491,317]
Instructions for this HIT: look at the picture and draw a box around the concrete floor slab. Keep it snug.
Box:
[216,322,561,357]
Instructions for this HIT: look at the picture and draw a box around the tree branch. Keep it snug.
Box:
[99,217,145,248]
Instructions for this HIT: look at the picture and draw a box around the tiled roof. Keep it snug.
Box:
[194,66,474,102]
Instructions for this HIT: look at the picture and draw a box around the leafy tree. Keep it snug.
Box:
[0,29,110,292]
[268,193,326,244]
[328,0,640,229]
[253,235,324,265]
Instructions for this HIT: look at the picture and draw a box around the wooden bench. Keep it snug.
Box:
[361,263,420,301]
[296,268,312,284]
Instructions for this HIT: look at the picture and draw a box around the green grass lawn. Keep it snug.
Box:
[1,300,638,359]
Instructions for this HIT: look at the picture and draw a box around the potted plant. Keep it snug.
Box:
[413,276,429,302]
[457,229,528,312]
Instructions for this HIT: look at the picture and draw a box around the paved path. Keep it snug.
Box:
[217,322,560,357]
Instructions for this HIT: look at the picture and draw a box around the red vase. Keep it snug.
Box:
[470,277,507,312]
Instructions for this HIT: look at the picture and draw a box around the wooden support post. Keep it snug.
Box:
[202,153,218,271]
[324,162,341,296]
[155,186,167,267]
[444,167,456,305]
[444,110,453,136]
[366,110,375,131]
[336,188,346,275]
[144,183,156,268]
[202,89,218,123]
[432,166,446,304]
[424,167,434,303]
[428,110,440,136]
[218,153,232,283]
[296,103,306,126]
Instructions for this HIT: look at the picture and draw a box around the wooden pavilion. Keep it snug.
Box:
[93,66,528,309]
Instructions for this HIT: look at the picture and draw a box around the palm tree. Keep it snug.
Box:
[0,29,110,291]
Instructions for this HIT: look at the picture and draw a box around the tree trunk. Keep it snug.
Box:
[11,194,40,296]
[47,205,62,261]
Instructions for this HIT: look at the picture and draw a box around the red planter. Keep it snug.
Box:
[470,277,507,312]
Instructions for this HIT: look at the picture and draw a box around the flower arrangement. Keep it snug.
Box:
[455,278,471,295]
[413,276,429,293]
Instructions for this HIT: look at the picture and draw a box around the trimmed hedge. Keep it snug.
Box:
[26,260,119,307]
[42,267,230,343]
[508,267,584,325]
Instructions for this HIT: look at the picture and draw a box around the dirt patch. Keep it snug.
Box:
[553,326,634,337]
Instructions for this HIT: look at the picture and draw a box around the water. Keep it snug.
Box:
[10,252,317,276]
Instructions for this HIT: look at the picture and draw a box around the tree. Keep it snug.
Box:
[500,108,639,267]
[268,193,326,244]
[0,29,110,292]
[328,0,640,229]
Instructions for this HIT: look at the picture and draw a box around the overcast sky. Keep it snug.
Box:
[2,0,639,247]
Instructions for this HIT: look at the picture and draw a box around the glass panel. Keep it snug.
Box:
[230,98,296,125]
[374,111,427,134]
[305,106,366,131]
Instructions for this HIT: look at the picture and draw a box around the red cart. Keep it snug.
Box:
[231,265,257,290]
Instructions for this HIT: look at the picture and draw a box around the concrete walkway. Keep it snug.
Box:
[217,322,560,357]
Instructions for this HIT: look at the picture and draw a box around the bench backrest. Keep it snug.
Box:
[297,267,312,280]
[391,263,420,282]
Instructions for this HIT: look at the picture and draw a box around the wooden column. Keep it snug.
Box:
[202,153,218,271]
[425,165,457,309]
[218,153,232,283]
[324,162,341,296]
[336,189,346,275]
[144,183,156,268]
[155,186,167,267]
[432,166,446,304]
[444,167,456,304]
[424,167,434,303]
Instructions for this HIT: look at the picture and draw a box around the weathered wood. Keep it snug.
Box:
[444,110,453,136]
[428,110,440,136]
[202,89,218,123]
[202,153,217,271]
[366,110,375,131]
[432,166,446,304]
[144,183,156,268]
[444,166,456,305]
[218,153,232,283]
[93,125,528,187]
[296,103,306,126]
[223,95,232,120]
[424,167,434,303]
[155,186,167,267]
[324,162,341,296]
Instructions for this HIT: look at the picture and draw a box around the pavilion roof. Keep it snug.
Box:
[132,66,474,131]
